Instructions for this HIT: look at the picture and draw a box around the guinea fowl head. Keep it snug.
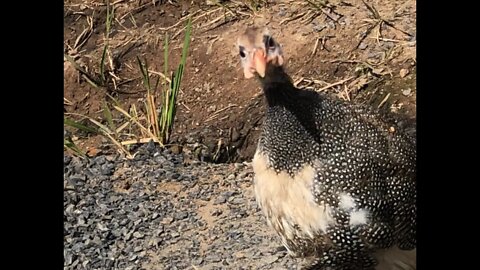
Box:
[236,27,285,79]
[237,27,297,106]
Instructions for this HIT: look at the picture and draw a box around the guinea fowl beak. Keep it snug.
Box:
[253,49,267,77]
[244,48,267,78]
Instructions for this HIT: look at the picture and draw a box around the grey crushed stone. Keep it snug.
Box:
[64,144,302,269]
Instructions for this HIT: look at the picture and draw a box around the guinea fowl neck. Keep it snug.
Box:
[258,64,324,146]
[259,65,298,107]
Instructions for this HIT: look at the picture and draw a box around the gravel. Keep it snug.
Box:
[64,143,300,269]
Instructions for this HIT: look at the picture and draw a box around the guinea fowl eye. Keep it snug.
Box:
[265,36,276,50]
[239,45,246,58]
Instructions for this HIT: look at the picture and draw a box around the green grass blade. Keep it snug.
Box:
[161,33,170,138]
[106,93,121,107]
[164,32,169,94]
[180,17,192,70]
[103,102,116,135]
[154,75,160,92]
[100,45,108,83]
[157,16,191,143]
[168,64,183,127]
[105,1,114,38]
[166,15,191,128]
[64,118,98,134]
[136,56,150,91]
[88,118,114,135]
[64,138,87,158]
[100,1,114,84]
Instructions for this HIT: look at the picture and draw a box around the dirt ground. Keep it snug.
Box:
[64,0,416,162]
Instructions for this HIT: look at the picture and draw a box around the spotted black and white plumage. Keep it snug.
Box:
[237,27,416,270]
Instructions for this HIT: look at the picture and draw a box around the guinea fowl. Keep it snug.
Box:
[237,27,416,270]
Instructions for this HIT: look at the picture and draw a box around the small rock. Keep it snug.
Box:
[222,191,235,199]
[402,88,412,96]
[400,68,410,78]
[207,105,217,112]
[100,163,115,176]
[166,172,180,180]
[313,24,326,32]
[97,223,108,232]
[206,0,219,6]
[128,254,137,261]
[364,52,378,60]
[65,204,75,214]
[153,227,164,236]
[155,155,167,163]
[170,145,183,155]
[193,257,204,265]
[64,155,72,165]
[175,212,188,220]
[65,253,73,265]
[94,156,107,165]
[206,254,222,263]
[327,21,336,29]
[109,195,121,203]
[146,140,156,152]
[230,197,244,205]
[214,196,227,205]
[233,163,243,169]
[68,174,86,186]
[161,217,174,224]
[262,255,279,265]
[234,251,246,259]
[148,237,162,248]
[211,209,223,216]
[238,171,251,180]
[358,43,368,50]
[82,260,90,268]
[133,232,144,239]
[105,260,114,268]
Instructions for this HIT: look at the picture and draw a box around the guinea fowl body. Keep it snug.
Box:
[252,64,416,270]
[236,27,416,270]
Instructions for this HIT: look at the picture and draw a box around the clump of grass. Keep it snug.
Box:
[136,17,192,145]
[64,118,96,158]
[137,57,161,141]
[64,114,133,158]
[161,17,192,144]
[65,16,192,158]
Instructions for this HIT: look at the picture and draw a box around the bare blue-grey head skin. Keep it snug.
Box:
[237,27,416,270]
